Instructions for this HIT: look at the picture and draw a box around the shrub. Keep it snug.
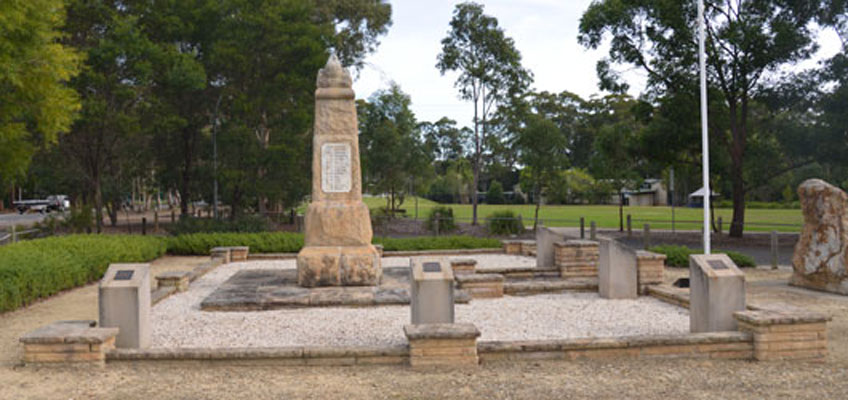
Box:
[486,210,524,235]
[167,215,269,235]
[425,206,456,233]
[648,244,756,268]
[486,181,505,204]
[375,235,501,251]
[63,205,94,233]
[0,235,166,313]
[166,232,304,255]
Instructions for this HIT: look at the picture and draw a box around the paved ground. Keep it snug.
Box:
[1,257,847,399]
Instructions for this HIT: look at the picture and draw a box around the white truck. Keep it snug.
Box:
[13,195,71,214]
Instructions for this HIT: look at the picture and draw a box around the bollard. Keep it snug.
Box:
[141,217,147,236]
[590,221,597,240]
[643,224,651,249]
[771,231,778,270]
[626,214,632,237]
[717,217,723,234]
[580,217,585,239]
[11,225,17,243]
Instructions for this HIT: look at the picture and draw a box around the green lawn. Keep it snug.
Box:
[362,196,802,233]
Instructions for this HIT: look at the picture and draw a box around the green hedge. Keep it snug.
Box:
[0,235,167,313]
[166,232,500,254]
[485,210,524,235]
[648,245,756,268]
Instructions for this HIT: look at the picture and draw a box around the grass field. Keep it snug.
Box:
[362,196,803,233]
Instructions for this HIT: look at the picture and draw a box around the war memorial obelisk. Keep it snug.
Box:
[296,54,382,287]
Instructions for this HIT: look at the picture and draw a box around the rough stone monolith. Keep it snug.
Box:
[790,179,848,295]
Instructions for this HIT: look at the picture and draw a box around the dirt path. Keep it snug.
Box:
[2,259,847,399]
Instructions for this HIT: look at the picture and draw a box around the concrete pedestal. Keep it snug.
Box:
[99,263,150,348]
[690,254,746,332]
[410,258,454,324]
[536,226,570,268]
[598,239,638,299]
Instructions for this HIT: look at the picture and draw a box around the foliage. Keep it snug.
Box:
[486,181,505,204]
[437,1,532,224]
[0,235,166,313]
[517,114,569,228]
[165,232,499,254]
[425,206,457,233]
[0,0,81,185]
[547,169,596,204]
[648,245,755,268]
[486,210,524,235]
[63,205,94,233]
[359,84,432,212]
[167,215,270,235]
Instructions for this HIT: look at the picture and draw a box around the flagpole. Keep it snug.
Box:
[698,0,711,254]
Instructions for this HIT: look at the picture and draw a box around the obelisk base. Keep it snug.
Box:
[297,245,382,287]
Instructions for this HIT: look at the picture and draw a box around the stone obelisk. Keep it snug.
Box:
[296,54,381,287]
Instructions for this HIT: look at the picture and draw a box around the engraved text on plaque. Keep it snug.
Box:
[321,143,352,193]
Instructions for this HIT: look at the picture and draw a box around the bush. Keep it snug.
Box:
[0,235,166,313]
[166,232,304,255]
[425,206,456,233]
[165,232,500,255]
[486,210,524,235]
[486,181,505,204]
[167,215,269,235]
[64,205,94,233]
[648,244,756,268]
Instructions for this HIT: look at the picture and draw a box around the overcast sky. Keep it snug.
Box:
[351,0,842,129]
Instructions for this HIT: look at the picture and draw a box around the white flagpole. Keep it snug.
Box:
[698,0,711,254]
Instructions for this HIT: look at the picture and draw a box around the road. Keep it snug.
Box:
[0,211,61,229]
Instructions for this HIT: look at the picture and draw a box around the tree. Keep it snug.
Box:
[516,115,568,230]
[579,0,846,237]
[486,180,505,204]
[0,0,80,187]
[437,1,532,225]
[358,84,432,213]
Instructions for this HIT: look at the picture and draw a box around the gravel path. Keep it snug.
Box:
[151,256,687,348]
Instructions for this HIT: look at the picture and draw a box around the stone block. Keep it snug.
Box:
[536,227,570,268]
[229,246,249,262]
[735,304,830,361]
[99,264,150,348]
[410,258,454,324]
[450,258,477,275]
[297,245,381,287]
[404,323,480,369]
[210,247,231,263]
[20,320,118,366]
[519,240,537,257]
[456,274,504,299]
[304,202,373,247]
[690,254,746,333]
[502,240,522,255]
[598,239,638,299]
[636,250,666,290]
[156,271,190,292]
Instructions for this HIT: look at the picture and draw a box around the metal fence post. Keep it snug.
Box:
[643,224,651,249]
[142,217,147,236]
[171,210,176,224]
[717,216,723,234]
[771,231,778,270]
[434,213,440,236]
[154,211,159,233]
[11,225,17,243]
[626,214,632,237]
[590,221,597,240]
[580,217,585,239]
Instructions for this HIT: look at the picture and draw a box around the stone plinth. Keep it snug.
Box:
[99,263,150,348]
[790,179,848,295]
[404,323,480,368]
[598,239,637,299]
[230,246,249,262]
[297,54,380,287]
[20,320,117,365]
[690,254,746,333]
[519,240,537,256]
[555,240,599,278]
[637,250,666,293]
[536,227,570,267]
[456,274,504,299]
[450,258,477,275]
[735,305,830,361]
[156,271,191,292]
[411,258,454,324]
[210,247,231,264]
[502,240,522,255]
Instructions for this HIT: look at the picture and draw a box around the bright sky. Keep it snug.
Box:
[352,0,843,129]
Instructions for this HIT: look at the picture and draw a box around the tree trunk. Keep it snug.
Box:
[94,177,103,234]
[727,99,747,238]
[109,197,119,227]
[533,183,541,231]
[619,191,624,232]
[180,127,195,218]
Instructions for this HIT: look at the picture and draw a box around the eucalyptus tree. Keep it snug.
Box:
[579,0,847,237]
[437,1,532,224]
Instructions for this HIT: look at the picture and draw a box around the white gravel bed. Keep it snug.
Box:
[381,254,537,270]
[151,257,688,348]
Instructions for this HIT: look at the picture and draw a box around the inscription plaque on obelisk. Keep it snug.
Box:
[296,54,381,287]
[321,143,351,193]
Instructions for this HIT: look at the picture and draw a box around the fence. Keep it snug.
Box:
[0,226,41,246]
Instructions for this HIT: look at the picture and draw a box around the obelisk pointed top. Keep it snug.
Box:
[317,53,352,89]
